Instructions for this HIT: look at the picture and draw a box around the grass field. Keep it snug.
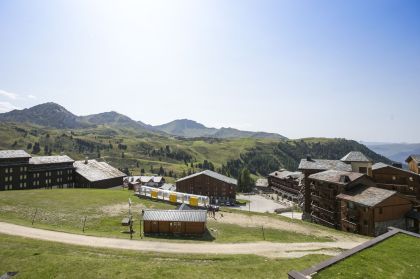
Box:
[314,234,420,279]
[0,189,330,243]
[0,233,329,279]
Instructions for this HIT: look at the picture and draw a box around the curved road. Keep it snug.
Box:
[0,222,362,258]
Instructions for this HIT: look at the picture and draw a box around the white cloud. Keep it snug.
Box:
[27,94,37,99]
[0,101,20,112]
[0,89,18,100]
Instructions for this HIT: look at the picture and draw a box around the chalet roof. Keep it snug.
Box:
[142,209,207,222]
[255,178,269,187]
[74,160,126,182]
[337,186,397,207]
[308,169,365,185]
[406,155,420,164]
[159,183,176,191]
[341,151,372,163]
[176,170,237,185]
[29,155,74,165]
[372,162,419,175]
[298,159,352,172]
[269,170,303,180]
[0,150,31,159]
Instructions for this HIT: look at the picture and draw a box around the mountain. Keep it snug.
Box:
[363,142,420,163]
[154,119,287,140]
[0,102,88,129]
[79,111,150,132]
[0,103,286,140]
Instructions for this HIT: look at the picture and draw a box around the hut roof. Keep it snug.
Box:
[143,209,207,222]
[176,170,237,185]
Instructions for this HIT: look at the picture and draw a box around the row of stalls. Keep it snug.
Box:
[136,185,209,207]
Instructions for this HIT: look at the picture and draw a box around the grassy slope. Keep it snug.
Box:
[0,233,329,279]
[314,234,420,279]
[0,189,329,243]
[0,122,267,176]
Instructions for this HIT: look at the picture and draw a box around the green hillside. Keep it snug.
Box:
[0,122,393,180]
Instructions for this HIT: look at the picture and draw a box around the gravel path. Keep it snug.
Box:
[0,222,363,258]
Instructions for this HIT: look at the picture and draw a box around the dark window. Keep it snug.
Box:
[359,167,367,174]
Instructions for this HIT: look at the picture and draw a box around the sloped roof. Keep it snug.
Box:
[74,160,126,182]
[255,178,269,187]
[309,169,365,185]
[142,209,207,222]
[372,162,419,175]
[341,151,372,163]
[269,170,303,180]
[29,155,74,165]
[337,186,397,207]
[176,170,237,185]
[299,159,352,172]
[0,150,31,159]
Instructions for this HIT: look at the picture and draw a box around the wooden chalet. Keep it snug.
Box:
[73,159,126,188]
[406,154,420,174]
[372,162,420,203]
[298,156,352,217]
[267,170,303,202]
[308,170,376,229]
[176,170,237,205]
[142,205,207,235]
[337,186,413,236]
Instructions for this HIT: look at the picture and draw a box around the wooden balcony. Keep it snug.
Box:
[311,214,336,228]
[342,219,358,232]
[312,204,336,217]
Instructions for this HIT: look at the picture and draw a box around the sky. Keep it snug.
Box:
[0,0,419,143]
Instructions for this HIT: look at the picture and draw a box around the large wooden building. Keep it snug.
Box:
[176,170,237,205]
[308,170,376,229]
[337,186,413,236]
[298,156,352,217]
[406,155,420,174]
[142,206,207,235]
[74,159,126,188]
[371,162,420,203]
[267,170,303,202]
[0,150,125,190]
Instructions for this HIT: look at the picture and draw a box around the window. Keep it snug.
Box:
[359,167,367,174]
[363,220,368,226]
[379,207,383,214]
[5,168,8,174]
[409,177,414,182]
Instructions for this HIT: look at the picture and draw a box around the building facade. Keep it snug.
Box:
[372,162,420,203]
[268,170,303,202]
[176,170,237,205]
[0,150,124,190]
[308,170,376,229]
[142,208,207,235]
[337,186,413,236]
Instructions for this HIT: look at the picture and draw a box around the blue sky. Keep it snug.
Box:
[0,0,419,142]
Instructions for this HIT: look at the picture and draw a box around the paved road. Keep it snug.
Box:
[235,194,287,213]
[0,222,361,258]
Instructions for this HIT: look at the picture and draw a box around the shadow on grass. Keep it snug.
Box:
[144,228,216,242]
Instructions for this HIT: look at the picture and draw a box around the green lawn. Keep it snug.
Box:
[0,189,329,243]
[0,233,329,279]
[314,234,420,279]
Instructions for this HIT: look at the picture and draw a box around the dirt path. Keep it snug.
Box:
[212,211,368,243]
[0,222,363,258]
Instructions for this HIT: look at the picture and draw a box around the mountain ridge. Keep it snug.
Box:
[0,103,287,140]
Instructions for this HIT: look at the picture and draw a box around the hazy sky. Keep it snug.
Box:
[0,0,419,143]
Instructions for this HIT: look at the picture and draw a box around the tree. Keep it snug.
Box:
[32,142,41,154]
[158,165,165,176]
[237,168,254,193]
[140,168,145,174]
[27,143,33,150]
